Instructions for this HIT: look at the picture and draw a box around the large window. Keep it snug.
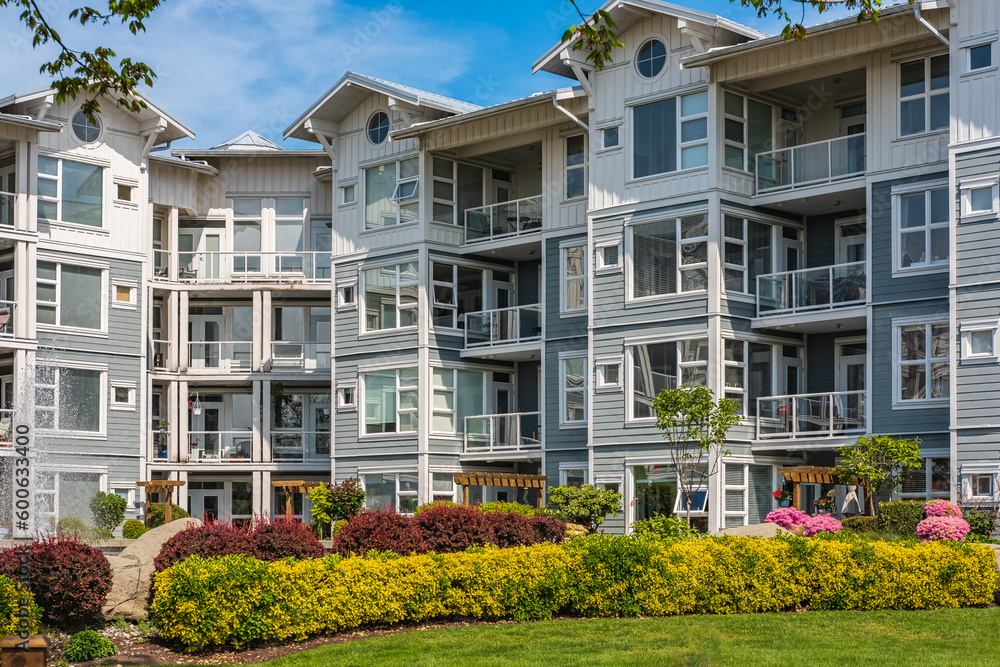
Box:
[900,457,950,500]
[363,472,418,513]
[37,156,103,227]
[561,356,587,425]
[630,339,708,420]
[565,135,587,199]
[896,186,948,271]
[723,92,773,173]
[897,321,949,403]
[630,214,708,299]
[723,215,775,294]
[432,368,485,433]
[723,340,775,417]
[431,262,483,329]
[364,263,418,331]
[562,245,586,313]
[363,368,417,434]
[365,158,419,230]
[274,198,305,266]
[633,91,708,179]
[36,261,103,330]
[431,158,484,226]
[35,365,103,433]
[900,55,949,136]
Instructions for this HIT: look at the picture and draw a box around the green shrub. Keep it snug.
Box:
[631,515,698,540]
[547,485,622,532]
[965,508,997,538]
[841,516,880,533]
[56,517,90,539]
[152,536,998,652]
[122,519,148,540]
[412,501,459,516]
[476,501,537,517]
[61,630,118,661]
[878,500,926,535]
[90,491,128,534]
[0,574,41,637]
[146,503,189,528]
[332,519,348,537]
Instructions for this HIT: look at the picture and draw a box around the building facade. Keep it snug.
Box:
[2,0,998,534]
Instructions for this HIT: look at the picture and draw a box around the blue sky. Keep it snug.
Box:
[2,0,859,150]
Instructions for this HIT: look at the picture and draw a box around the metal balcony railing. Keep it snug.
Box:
[176,251,332,283]
[271,432,331,462]
[464,412,542,453]
[757,261,866,317]
[188,341,252,372]
[187,431,252,461]
[270,341,331,371]
[465,305,542,349]
[756,391,866,439]
[464,195,542,243]
[756,134,866,193]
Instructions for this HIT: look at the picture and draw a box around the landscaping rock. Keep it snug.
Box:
[103,517,202,621]
[712,523,790,538]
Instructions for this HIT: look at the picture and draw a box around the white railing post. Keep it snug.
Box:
[489,416,496,453]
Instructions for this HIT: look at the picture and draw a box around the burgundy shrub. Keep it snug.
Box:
[154,520,257,572]
[0,537,112,629]
[483,511,537,548]
[415,505,493,553]
[253,516,326,560]
[332,510,427,556]
[529,516,568,544]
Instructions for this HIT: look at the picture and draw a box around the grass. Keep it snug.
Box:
[199,608,1000,667]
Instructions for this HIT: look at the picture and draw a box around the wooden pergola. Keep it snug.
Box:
[136,480,186,526]
[271,480,323,518]
[778,466,865,512]
[453,472,548,509]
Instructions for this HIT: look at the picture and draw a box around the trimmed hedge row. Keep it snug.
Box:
[151,535,998,652]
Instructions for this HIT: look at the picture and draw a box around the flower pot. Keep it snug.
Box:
[780,500,791,507]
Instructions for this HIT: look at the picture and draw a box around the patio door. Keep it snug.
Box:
[838,102,866,175]
[179,230,222,280]
[189,309,224,369]
[492,374,515,447]
[779,226,802,273]
[310,398,331,459]
[837,339,866,430]
[836,220,866,265]
[189,397,223,460]
[189,487,225,522]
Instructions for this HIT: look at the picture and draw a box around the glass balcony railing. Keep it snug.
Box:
[270,342,331,371]
[152,249,170,280]
[756,391,866,439]
[756,134,866,193]
[271,432,331,462]
[464,412,542,454]
[0,408,13,448]
[0,192,15,228]
[152,340,170,370]
[757,261,866,317]
[187,342,252,372]
[0,300,16,337]
[176,251,332,283]
[188,431,252,461]
[150,429,169,461]
[465,305,542,349]
[464,195,542,243]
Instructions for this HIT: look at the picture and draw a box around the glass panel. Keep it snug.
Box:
[633,343,676,419]
[724,92,744,118]
[931,324,949,357]
[900,364,926,400]
[900,60,926,97]
[59,369,101,431]
[633,465,677,521]
[900,231,926,268]
[900,98,925,136]
[681,91,707,116]
[632,219,676,297]
[364,370,396,434]
[364,474,395,511]
[680,145,708,170]
[970,187,993,212]
[233,199,261,216]
[970,44,992,71]
[900,325,926,360]
[455,370,483,434]
[38,156,58,176]
[60,265,102,329]
[930,54,949,90]
[930,93,949,131]
[971,330,994,356]
[633,98,676,178]
[681,118,707,143]
[275,199,303,216]
[365,164,397,229]
[61,160,103,227]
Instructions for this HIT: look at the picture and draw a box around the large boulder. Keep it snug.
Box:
[712,523,790,538]
[103,517,201,621]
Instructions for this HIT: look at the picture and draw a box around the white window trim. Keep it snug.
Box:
[722,462,749,527]
[558,464,589,486]
[362,157,420,231]
[960,318,1000,363]
[35,362,108,437]
[337,383,357,411]
[896,455,951,501]
[110,485,136,510]
[560,242,587,315]
[595,236,622,274]
[964,473,999,502]
[678,90,709,171]
[890,180,950,277]
[898,54,950,139]
[36,259,109,336]
[960,176,999,222]
[360,262,419,334]
[358,367,418,439]
[626,214,710,303]
[600,125,621,151]
[564,134,588,201]
[430,366,485,436]
[110,381,136,411]
[361,471,420,514]
[340,183,357,206]
[337,280,357,310]
[891,315,950,409]
[723,339,747,417]
[595,355,624,392]
[965,40,996,75]
[625,337,709,422]
[36,152,108,229]
[559,352,587,428]
[629,89,710,181]
[111,280,137,310]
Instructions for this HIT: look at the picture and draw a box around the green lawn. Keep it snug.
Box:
[208,608,1000,667]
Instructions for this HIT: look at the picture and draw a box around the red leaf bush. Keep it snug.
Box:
[333,510,427,556]
[483,511,537,548]
[154,521,257,573]
[253,516,326,561]
[0,537,112,629]
[415,505,493,553]
[529,516,568,544]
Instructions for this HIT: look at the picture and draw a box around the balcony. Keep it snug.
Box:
[0,192,14,227]
[175,251,332,283]
[462,305,542,361]
[463,412,541,458]
[270,342,331,371]
[756,134,866,194]
[754,262,866,333]
[464,195,542,245]
[271,432,331,463]
[152,249,169,280]
[0,408,12,448]
[152,340,170,370]
[756,391,866,440]
[151,429,169,461]
[0,301,16,338]
[187,342,252,373]
[187,431,252,462]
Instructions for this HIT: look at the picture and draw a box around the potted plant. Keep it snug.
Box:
[772,488,792,507]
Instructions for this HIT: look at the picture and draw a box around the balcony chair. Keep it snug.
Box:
[0,306,11,334]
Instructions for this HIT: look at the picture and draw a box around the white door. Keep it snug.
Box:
[189,310,224,369]
[492,374,515,447]
[189,488,226,522]
[836,221,866,265]
[189,397,223,459]
[179,230,222,280]
[837,340,867,430]
[838,103,866,175]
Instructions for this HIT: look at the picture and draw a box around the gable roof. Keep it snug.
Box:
[284,71,481,142]
[532,0,764,79]
[210,130,282,151]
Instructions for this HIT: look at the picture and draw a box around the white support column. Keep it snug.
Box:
[260,290,272,372]
[167,380,180,462]
[252,381,263,462]
[258,470,272,520]
[166,290,179,371]
[167,207,179,281]
[178,291,189,370]
[175,470,189,513]
[178,380,189,462]
[417,244,430,505]
[13,242,30,340]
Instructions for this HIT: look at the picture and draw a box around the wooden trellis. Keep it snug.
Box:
[453,472,548,508]
[778,466,864,511]
[136,480,186,526]
[271,480,323,519]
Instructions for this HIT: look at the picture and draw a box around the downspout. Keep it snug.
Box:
[552,96,588,132]
[914,4,949,47]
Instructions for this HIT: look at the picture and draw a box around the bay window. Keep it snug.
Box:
[363,368,417,434]
[630,214,708,299]
[900,55,949,136]
[630,339,708,420]
[722,92,773,173]
[35,365,103,433]
[431,368,485,434]
[36,260,104,330]
[37,155,103,227]
[365,158,419,230]
[633,91,708,179]
[431,262,483,329]
[363,263,419,331]
[723,215,773,294]
[897,321,949,403]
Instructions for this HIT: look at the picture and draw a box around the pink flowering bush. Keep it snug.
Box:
[916,516,971,542]
[803,514,843,537]
[764,506,809,530]
[924,499,963,518]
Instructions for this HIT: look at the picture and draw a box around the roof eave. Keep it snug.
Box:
[148,154,220,176]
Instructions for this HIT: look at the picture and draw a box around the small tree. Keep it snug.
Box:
[547,484,622,533]
[653,386,741,526]
[309,478,365,539]
[89,491,127,535]
[836,434,923,516]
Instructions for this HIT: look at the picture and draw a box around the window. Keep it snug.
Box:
[723,92,773,173]
[596,241,620,271]
[960,320,999,361]
[363,368,417,434]
[363,263,418,331]
[969,43,993,72]
[895,186,949,270]
[723,215,773,294]
[341,184,356,205]
[723,340,746,415]
[630,214,708,299]
[111,382,135,410]
[37,261,104,330]
[560,467,587,487]
[561,245,586,313]
[602,126,620,149]
[367,111,390,145]
[365,158,418,229]
[115,183,133,202]
[633,91,708,178]
[35,365,103,433]
[636,39,666,78]
[431,368,484,433]
[274,199,305,266]
[565,135,587,199]
[71,110,101,143]
[37,155,104,227]
[337,282,356,309]
[897,321,949,403]
[900,457,950,499]
[900,55,949,136]
[431,262,483,329]
[432,472,459,503]
[961,178,998,219]
[363,472,418,513]
[338,384,356,409]
[630,339,708,420]
[113,283,136,307]
[112,487,135,510]
[561,356,586,425]
[969,474,995,499]
[596,359,622,390]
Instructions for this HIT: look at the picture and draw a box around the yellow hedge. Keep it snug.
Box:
[151,537,998,652]
[0,574,41,638]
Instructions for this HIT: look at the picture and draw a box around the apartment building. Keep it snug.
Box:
[3,0,998,534]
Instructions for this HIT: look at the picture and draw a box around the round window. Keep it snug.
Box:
[71,109,102,143]
[367,111,389,145]
[636,39,667,79]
